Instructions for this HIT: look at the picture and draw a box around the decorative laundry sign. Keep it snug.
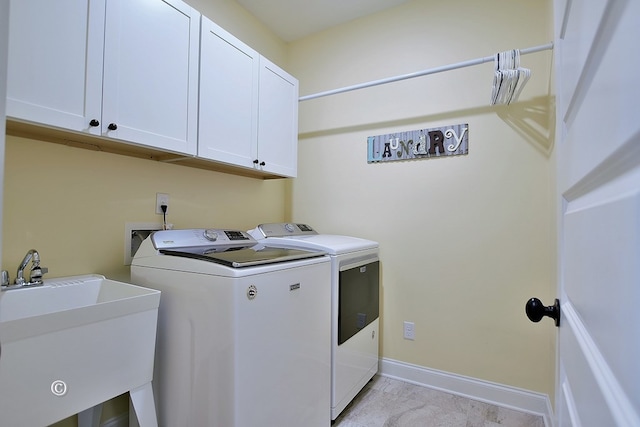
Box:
[367,123,468,163]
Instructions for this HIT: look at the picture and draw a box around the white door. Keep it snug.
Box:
[554,0,640,425]
[1,0,8,264]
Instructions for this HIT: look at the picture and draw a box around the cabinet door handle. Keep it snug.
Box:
[253,159,259,164]
[107,123,118,131]
[89,119,100,127]
[260,161,266,166]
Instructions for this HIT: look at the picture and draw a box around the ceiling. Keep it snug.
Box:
[235,0,412,42]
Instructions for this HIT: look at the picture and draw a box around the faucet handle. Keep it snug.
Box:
[29,266,48,286]
[1,270,9,287]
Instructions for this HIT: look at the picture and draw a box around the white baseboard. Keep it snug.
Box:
[379,358,554,427]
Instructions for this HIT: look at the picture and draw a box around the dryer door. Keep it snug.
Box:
[338,260,379,345]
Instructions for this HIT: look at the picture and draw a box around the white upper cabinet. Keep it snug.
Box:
[102,0,199,154]
[7,0,200,156]
[7,0,297,177]
[198,17,259,168]
[7,0,105,134]
[257,57,298,178]
[199,17,298,178]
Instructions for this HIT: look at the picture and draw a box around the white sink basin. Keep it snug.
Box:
[0,274,161,426]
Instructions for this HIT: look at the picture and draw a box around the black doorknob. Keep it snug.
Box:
[525,298,560,327]
[107,123,118,131]
[259,161,266,166]
[89,119,100,127]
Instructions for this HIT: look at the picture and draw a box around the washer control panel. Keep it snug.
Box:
[152,229,254,250]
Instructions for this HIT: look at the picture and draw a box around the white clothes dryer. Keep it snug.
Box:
[131,228,331,427]
[248,223,379,420]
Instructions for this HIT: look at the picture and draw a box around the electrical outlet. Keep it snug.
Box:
[156,193,169,214]
[403,321,415,340]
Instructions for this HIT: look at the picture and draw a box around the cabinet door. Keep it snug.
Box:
[198,16,258,167]
[6,0,104,134]
[102,0,199,155]
[257,58,298,178]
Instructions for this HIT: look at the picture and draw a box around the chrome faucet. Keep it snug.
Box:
[15,249,47,286]
[1,249,48,290]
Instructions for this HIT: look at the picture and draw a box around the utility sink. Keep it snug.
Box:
[0,274,161,427]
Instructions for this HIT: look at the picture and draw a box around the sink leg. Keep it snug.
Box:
[78,403,103,427]
[129,382,158,427]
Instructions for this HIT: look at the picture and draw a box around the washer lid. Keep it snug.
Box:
[150,228,326,267]
[160,245,325,268]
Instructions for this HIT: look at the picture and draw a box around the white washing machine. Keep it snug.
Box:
[248,223,379,420]
[130,228,331,427]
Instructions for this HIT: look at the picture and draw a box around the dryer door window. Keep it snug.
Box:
[338,261,379,345]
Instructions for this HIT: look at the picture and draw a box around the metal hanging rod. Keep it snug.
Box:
[299,42,553,102]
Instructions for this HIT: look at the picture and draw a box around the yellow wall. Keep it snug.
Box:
[288,0,557,397]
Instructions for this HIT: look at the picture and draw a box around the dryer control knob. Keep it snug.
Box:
[284,223,295,233]
[203,229,218,241]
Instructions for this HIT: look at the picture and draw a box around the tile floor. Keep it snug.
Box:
[333,376,545,427]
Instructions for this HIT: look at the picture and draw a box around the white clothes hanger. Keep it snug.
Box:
[490,49,530,105]
[510,68,531,103]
